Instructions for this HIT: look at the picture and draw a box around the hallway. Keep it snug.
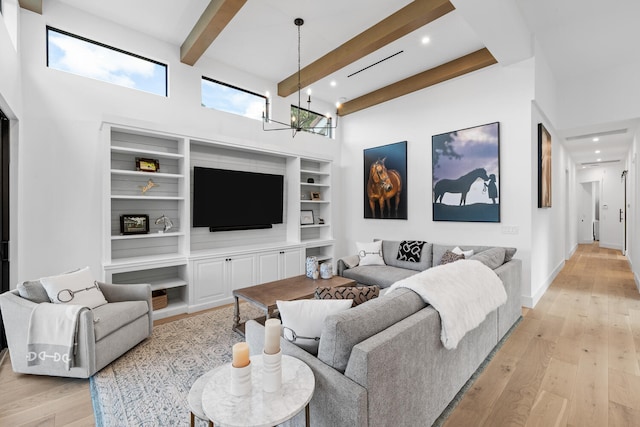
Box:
[445,243,640,426]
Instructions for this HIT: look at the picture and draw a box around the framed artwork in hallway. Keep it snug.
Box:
[538,123,552,208]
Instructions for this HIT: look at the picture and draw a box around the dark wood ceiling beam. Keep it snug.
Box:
[338,47,497,116]
[19,0,42,14]
[277,0,455,97]
[180,0,247,66]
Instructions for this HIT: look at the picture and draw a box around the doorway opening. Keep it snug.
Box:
[0,108,10,351]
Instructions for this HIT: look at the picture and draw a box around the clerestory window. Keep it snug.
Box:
[46,27,168,97]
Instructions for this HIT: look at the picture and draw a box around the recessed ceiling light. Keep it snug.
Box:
[593,137,599,142]
[421,36,430,45]
[597,158,601,162]
[595,150,601,154]
[330,81,337,87]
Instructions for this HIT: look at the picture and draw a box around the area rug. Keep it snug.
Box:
[90,303,263,427]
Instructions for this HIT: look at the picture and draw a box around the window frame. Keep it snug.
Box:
[46,26,168,97]
[201,76,268,121]
[291,105,334,139]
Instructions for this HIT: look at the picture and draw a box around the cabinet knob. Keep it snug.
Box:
[280,251,284,254]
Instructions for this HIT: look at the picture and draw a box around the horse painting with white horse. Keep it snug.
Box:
[433,168,490,206]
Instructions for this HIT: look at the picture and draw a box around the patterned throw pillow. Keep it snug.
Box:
[396,240,426,262]
[314,286,380,307]
[439,250,465,265]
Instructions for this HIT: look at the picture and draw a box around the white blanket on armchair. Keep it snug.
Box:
[27,303,86,370]
[387,259,507,350]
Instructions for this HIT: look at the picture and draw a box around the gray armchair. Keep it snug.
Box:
[0,281,153,378]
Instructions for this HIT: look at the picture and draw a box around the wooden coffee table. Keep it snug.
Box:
[233,275,356,334]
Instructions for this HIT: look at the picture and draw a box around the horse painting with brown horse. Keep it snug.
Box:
[433,168,490,205]
[367,158,402,218]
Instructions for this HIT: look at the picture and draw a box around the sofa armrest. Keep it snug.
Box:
[337,254,360,276]
[246,320,367,427]
[493,258,522,339]
[97,282,153,334]
[0,290,97,377]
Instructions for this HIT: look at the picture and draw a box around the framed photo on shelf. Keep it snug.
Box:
[310,191,321,200]
[136,157,159,172]
[300,210,314,225]
[120,214,150,235]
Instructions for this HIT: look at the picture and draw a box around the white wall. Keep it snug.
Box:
[629,128,640,287]
[0,0,21,117]
[15,4,342,283]
[529,102,570,306]
[558,61,640,130]
[340,58,536,305]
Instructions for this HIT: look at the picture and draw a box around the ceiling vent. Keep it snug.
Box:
[566,128,628,141]
[580,160,620,166]
[347,51,404,78]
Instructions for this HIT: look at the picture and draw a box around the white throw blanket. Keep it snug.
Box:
[27,303,86,370]
[387,259,507,350]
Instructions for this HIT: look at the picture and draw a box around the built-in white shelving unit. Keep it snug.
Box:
[102,123,334,319]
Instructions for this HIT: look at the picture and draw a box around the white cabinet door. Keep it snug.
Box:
[257,251,280,284]
[228,255,256,291]
[192,258,227,305]
[282,248,302,278]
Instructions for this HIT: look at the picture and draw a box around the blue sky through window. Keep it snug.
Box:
[201,78,266,121]
[47,28,167,96]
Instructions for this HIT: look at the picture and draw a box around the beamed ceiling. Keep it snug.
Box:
[19,0,640,164]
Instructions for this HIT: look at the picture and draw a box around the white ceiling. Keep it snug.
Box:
[55,0,640,166]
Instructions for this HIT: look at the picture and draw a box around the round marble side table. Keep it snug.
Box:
[202,355,315,427]
[188,369,217,427]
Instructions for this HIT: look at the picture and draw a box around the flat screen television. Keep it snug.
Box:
[192,166,284,232]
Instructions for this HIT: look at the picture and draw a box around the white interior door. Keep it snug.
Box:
[578,182,594,244]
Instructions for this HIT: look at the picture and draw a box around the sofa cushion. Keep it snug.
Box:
[452,246,474,258]
[92,300,149,341]
[315,286,380,307]
[396,240,426,263]
[382,240,432,271]
[317,288,426,373]
[433,244,517,267]
[439,250,465,265]
[469,247,506,269]
[277,299,353,354]
[41,267,108,309]
[356,241,385,266]
[342,265,417,288]
[17,280,50,303]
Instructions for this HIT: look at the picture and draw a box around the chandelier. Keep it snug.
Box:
[263,18,339,137]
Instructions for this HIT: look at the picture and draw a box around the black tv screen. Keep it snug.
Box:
[192,166,284,231]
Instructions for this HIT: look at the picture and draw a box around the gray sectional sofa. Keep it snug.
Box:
[246,240,522,427]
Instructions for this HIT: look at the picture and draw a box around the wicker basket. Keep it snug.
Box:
[152,289,168,310]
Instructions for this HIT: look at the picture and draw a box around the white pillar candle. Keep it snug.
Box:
[264,318,281,355]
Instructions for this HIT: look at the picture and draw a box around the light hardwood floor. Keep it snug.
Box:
[1,243,638,426]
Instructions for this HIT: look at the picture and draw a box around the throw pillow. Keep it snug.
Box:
[452,246,474,258]
[356,241,385,266]
[40,267,108,309]
[439,250,465,265]
[469,247,506,270]
[314,285,380,307]
[396,240,426,263]
[276,299,353,355]
[17,280,51,303]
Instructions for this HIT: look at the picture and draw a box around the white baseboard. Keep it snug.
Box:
[599,241,622,250]
[567,244,577,259]
[522,259,565,308]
